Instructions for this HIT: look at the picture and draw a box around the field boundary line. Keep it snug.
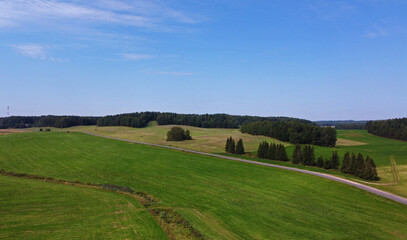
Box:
[80,131,407,206]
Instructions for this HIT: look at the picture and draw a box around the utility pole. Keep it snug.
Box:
[7,106,9,116]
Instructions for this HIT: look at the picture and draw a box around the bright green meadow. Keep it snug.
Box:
[0,174,166,239]
[0,131,406,239]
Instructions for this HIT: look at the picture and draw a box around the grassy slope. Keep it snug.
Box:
[0,132,406,239]
[312,130,407,167]
[0,175,166,239]
[61,126,407,197]
[62,126,406,166]
[65,123,290,153]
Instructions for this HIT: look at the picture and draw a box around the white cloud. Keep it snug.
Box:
[365,26,387,38]
[0,0,198,31]
[122,54,154,60]
[11,43,68,62]
[12,44,48,59]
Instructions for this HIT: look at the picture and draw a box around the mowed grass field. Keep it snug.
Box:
[1,131,406,239]
[0,175,166,239]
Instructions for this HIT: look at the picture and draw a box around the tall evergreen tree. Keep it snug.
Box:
[341,152,351,173]
[235,139,245,155]
[309,146,316,166]
[331,151,339,169]
[349,153,357,175]
[302,145,315,166]
[225,137,231,152]
[229,138,236,154]
[267,143,277,160]
[302,145,309,165]
[317,156,324,168]
[257,141,269,158]
[363,156,379,180]
[355,153,365,177]
[292,144,302,164]
[323,158,332,169]
[278,144,289,161]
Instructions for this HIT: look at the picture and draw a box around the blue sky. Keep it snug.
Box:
[0,0,406,120]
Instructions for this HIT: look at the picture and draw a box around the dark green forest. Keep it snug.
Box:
[241,121,337,147]
[366,118,407,141]
[96,112,311,129]
[0,116,98,129]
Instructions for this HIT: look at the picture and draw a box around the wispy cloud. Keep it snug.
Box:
[365,26,387,38]
[306,0,356,20]
[0,0,199,31]
[11,43,68,62]
[12,44,47,59]
[147,71,196,76]
[122,53,154,60]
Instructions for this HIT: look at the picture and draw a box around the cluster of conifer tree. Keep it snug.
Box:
[316,151,340,169]
[0,116,98,129]
[241,121,337,147]
[366,118,407,141]
[341,152,379,180]
[257,141,289,161]
[292,145,340,169]
[166,127,192,141]
[225,137,244,155]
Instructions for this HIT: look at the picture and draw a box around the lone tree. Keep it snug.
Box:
[235,139,245,155]
[167,127,192,141]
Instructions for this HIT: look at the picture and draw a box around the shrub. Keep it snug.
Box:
[166,127,192,141]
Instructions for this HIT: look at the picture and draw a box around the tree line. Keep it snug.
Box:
[341,152,379,180]
[97,112,311,129]
[225,137,245,155]
[0,116,98,129]
[257,141,289,161]
[2,112,312,131]
[96,112,158,128]
[366,118,407,141]
[291,145,378,180]
[292,145,339,169]
[241,121,337,147]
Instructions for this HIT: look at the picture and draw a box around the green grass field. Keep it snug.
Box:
[0,174,166,239]
[0,131,406,239]
[57,125,407,197]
